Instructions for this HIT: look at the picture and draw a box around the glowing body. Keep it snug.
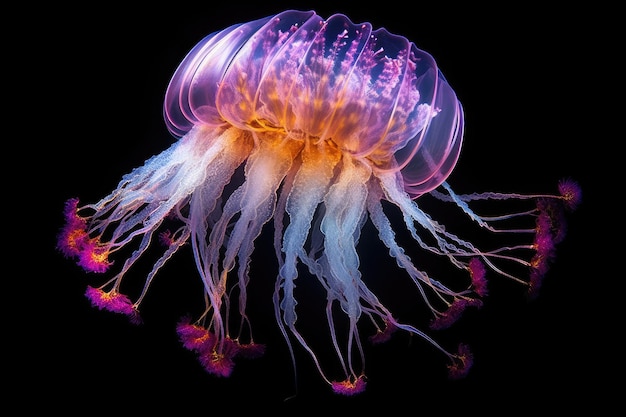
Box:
[57,10,580,396]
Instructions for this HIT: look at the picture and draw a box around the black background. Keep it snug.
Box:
[17,1,611,414]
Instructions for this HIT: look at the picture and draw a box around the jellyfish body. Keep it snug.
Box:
[57,10,580,396]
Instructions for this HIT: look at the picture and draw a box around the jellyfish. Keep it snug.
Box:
[57,10,581,396]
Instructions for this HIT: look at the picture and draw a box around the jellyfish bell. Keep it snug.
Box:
[164,10,463,196]
[57,9,580,397]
